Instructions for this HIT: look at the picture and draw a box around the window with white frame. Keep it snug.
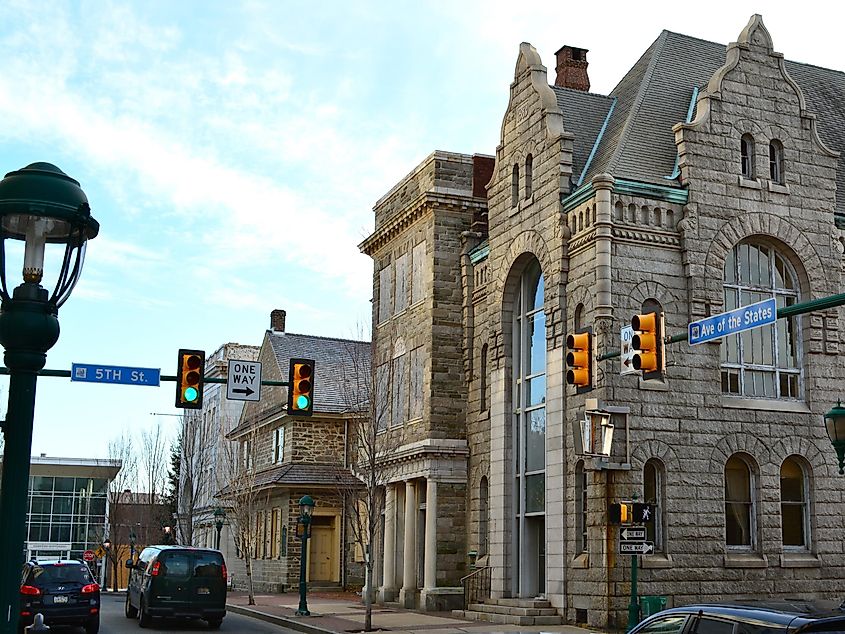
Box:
[721,240,801,399]
[780,456,809,549]
[740,134,755,178]
[724,454,757,549]
[241,439,253,471]
[770,139,784,184]
[272,426,285,464]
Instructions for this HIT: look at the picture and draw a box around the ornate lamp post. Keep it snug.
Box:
[824,401,845,474]
[295,495,316,617]
[214,507,225,551]
[0,163,98,634]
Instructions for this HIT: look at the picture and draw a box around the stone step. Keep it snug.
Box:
[456,609,563,626]
[483,597,553,609]
[468,602,558,616]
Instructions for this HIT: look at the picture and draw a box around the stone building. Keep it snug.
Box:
[225,310,369,592]
[361,15,845,628]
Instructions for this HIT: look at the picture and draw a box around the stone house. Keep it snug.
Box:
[361,15,845,628]
[225,309,370,592]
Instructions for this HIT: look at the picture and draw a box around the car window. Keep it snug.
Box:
[638,615,689,634]
[26,564,92,585]
[160,553,191,579]
[695,617,736,634]
[736,623,785,634]
[193,552,224,578]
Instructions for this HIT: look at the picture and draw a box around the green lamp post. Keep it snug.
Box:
[214,507,226,551]
[0,163,98,634]
[824,401,845,474]
[296,495,316,617]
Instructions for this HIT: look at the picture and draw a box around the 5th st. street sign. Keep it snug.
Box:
[71,363,160,386]
[688,297,776,346]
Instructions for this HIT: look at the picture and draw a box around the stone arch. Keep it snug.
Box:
[769,435,835,479]
[569,286,593,331]
[626,280,684,331]
[630,439,680,473]
[704,213,828,302]
[709,433,770,475]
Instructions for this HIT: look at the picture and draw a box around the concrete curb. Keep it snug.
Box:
[226,604,341,634]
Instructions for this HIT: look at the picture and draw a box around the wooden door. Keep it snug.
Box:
[309,526,333,581]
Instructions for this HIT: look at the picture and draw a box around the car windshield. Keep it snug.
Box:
[26,564,92,585]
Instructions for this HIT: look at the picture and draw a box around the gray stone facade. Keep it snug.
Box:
[363,15,845,629]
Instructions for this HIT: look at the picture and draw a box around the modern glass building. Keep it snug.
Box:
[26,455,121,563]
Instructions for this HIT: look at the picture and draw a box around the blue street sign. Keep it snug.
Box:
[688,297,777,346]
[71,363,161,387]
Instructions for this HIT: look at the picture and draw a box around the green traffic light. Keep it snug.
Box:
[295,394,310,410]
[184,386,199,402]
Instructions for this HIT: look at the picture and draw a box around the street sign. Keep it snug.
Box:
[619,541,654,555]
[71,363,160,386]
[688,297,776,346]
[620,325,639,376]
[621,526,647,540]
[94,546,105,558]
[83,550,95,562]
[633,502,654,523]
[227,359,262,402]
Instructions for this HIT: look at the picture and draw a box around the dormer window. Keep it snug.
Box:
[770,140,784,184]
[740,134,755,178]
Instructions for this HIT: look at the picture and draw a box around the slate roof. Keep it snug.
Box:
[567,29,845,225]
[219,463,362,495]
[551,87,614,185]
[267,331,371,415]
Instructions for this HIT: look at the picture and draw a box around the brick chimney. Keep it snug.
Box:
[554,45,590,91]
[270,309,286,332]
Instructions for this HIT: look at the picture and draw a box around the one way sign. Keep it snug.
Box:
[227,360,262,402]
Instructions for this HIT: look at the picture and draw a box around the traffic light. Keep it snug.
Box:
[287,358,315,417]
[566,328,593,394]
[176,349,205,409]
[609,502,634,525]
[631,311,665,380]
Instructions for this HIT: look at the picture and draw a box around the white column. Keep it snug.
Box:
[399,480,417,608]
[423,479,437,590]
[380,484,397,602]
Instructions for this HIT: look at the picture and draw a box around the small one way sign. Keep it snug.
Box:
[227,359,262,402]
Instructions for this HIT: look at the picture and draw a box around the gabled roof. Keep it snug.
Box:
[568,29,845,224]
[267,331,370,415]
[219,463,362,494]
[551,86,614,185]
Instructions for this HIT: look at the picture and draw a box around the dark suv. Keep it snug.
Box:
[631,600,845,634]
[125,546,226,629]
[19,559,100,634]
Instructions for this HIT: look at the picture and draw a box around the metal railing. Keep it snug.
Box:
[460,565,491,610]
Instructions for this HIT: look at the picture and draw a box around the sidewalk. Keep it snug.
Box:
[226,591,598,634]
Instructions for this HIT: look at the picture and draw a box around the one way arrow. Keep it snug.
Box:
[232,386,255,397]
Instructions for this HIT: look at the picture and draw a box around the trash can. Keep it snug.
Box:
[640,595,667,618]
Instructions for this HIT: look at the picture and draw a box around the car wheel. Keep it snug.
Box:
[207,618,223,630]
[138,596,151,628]
[125,593,138,618]
[85,617,100,634]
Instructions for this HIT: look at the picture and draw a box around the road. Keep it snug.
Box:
[91,593,298,633]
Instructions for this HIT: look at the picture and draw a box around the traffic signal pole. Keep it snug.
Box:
[627,554,639,632]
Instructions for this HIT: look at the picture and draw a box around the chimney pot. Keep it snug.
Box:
[271,309,286,332]
[554,45,590,92]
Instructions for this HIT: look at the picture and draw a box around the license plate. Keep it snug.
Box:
[53,595,68,603]
[197,587,210,595]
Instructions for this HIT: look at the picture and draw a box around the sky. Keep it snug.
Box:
[0,0,840,461]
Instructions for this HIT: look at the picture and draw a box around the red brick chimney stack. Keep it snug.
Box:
[554,45,590,92]
[271,309,286,332]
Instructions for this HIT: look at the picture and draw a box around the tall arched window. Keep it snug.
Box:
[781,457,809,549]
[575,460,587,554]
[512,259,546,595]
[741,134,755,178]
[479,476,489,556]
[721,240,800,398]
[643,459,665,552]
[525,154,533,199]
[770,139,784,184]
[511,165,520,207]
[725,454,757,549]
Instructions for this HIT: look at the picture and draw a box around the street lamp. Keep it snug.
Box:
[214,507,225,551]
[0,163,98,634]
[824,401,845,474]
[296,495,316,617]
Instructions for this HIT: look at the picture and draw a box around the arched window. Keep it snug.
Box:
[574,303,585,333]
[721,240,800,398]
[480,343,489,412]
[525,154,533,199]
[725,454,757,549]
[741,134,755,178]
[781,457,809,549]
[643,459,665,552]
[511,164,520,207]
[575,460,587,554]
[770,140,784,184]
[479,476,489,556]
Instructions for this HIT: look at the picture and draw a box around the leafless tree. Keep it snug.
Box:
[140,423,170,537]
[105,431,137,591]
[176,410,215,546]
[218,423,262,606]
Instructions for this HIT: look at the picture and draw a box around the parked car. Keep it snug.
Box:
[631,600,845,634]
[19,559,100,634]
[125,545,226,629]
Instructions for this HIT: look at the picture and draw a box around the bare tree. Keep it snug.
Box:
[106,431,137,591]
[176,410,214,546]
[218,423,262,606]
[140,423,170,538]
[335,330,404,632]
